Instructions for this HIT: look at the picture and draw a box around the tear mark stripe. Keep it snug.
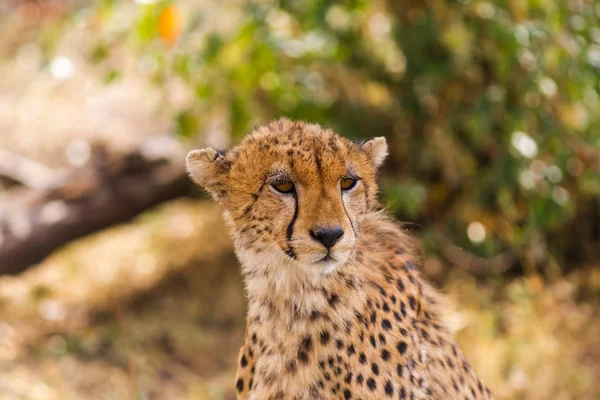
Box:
[285,192,299,259]
[341,190,357,236]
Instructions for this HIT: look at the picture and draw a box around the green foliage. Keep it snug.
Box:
[87,0,599,272]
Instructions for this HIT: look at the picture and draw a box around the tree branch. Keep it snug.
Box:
[0,136,193,275]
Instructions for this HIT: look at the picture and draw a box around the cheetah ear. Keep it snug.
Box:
[186,148,231,196]
[361,137,388,168]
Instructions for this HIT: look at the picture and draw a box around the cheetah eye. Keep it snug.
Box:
[272,180,295,194]
[340,177,358,191]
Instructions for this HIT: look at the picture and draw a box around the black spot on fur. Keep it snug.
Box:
[397,341,408,354]
[396,278,405,292]
[310,310,322,321]
[328,294,340,307]
[409,296,417,310]
[344,372,353,384]
[359,352,367,364]
[381,349,391,361]
[298,350,309,364]
[385,380,394,396]
[396,363,403,377]
[371,363,379,375]
[347,344,356,356]
[367,378,376,390]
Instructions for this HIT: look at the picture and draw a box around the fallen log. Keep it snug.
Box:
[0,149,66,189]
[0,136,193,275]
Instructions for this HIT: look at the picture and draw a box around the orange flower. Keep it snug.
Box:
[158,5,183,44]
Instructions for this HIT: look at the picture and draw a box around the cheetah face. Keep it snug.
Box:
[186,119,387,272]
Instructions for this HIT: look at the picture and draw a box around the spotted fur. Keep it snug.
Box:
[187,118,493,400]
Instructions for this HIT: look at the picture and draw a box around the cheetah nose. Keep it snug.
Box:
[310,226,344,249]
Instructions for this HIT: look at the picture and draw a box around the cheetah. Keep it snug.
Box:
[186,118,493,400]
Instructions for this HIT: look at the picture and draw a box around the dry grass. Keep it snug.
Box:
[0,199,244,400]
[446,268,599,400]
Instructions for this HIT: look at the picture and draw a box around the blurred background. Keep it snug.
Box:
[0,0,598,399]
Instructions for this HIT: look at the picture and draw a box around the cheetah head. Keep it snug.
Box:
[186,119,387,273]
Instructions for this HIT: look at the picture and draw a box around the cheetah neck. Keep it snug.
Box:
[236,245,368,330]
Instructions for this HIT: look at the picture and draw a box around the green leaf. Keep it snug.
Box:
[175,110,198,138]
